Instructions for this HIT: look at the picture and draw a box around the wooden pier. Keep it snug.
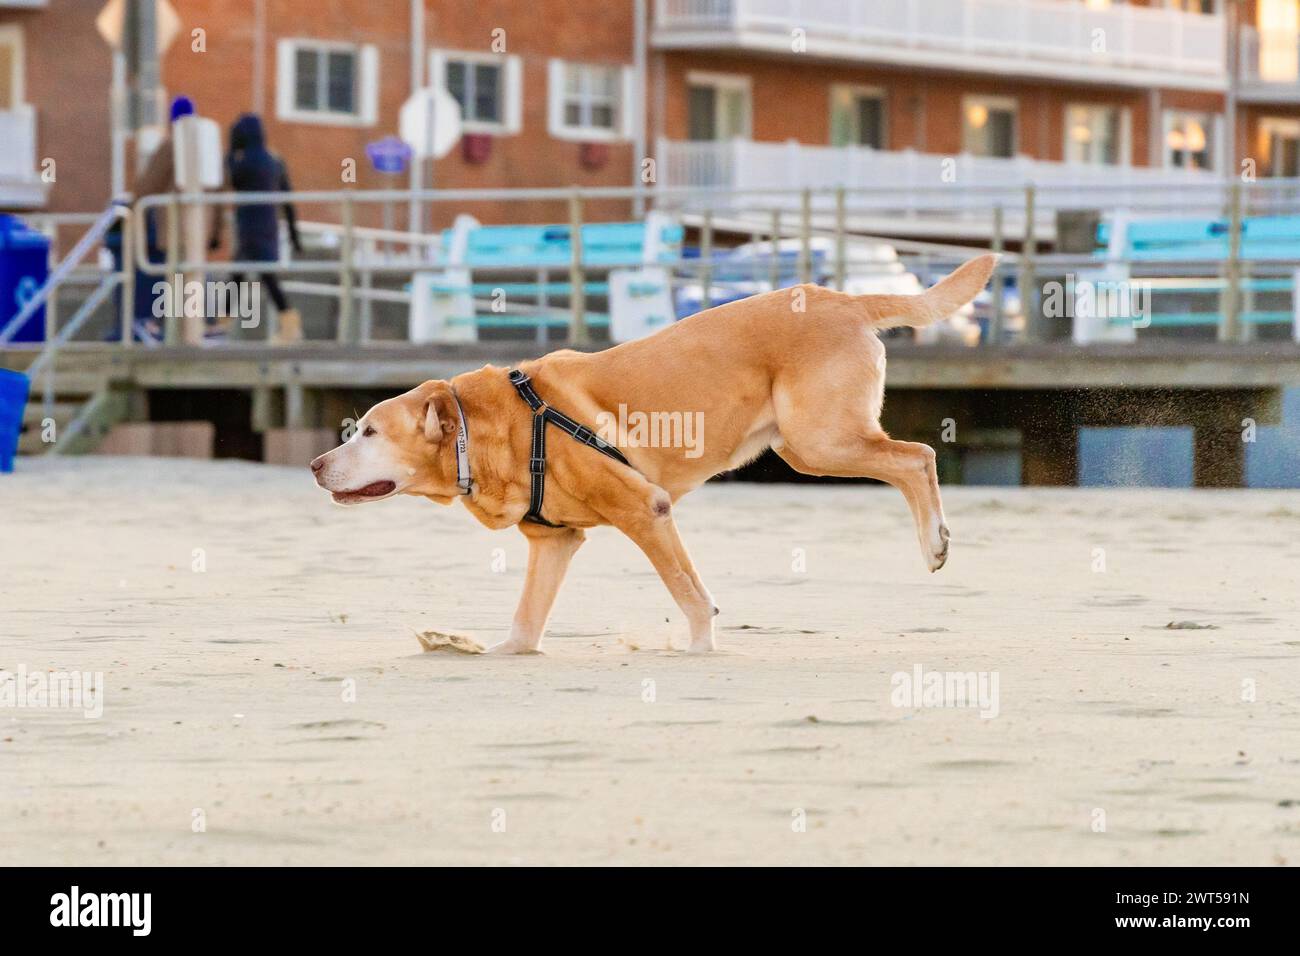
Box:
[5,340,1299,486]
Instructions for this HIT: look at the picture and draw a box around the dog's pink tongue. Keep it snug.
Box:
[353,480,396,497]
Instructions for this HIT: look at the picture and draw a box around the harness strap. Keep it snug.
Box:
[527,408,561,527]
[508,368,629,527]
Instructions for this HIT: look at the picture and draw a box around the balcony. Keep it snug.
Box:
[654,0,1226,91]
[657,138,1221,240]
[0,107,47,208]
[1240,26,1300,103]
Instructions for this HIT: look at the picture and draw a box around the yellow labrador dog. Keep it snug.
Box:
[311,255,996,654]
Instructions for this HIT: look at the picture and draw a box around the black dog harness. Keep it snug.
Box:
[507,368,630,527]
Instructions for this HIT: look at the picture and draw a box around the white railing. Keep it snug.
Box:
[0,106,45,207]
[655,0,1225,86]
[1240,26,1300,99]
[658,139,1222,218]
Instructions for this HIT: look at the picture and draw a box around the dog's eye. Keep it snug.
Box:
[363,426,377,437]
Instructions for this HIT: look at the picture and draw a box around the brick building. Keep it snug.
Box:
[3,1,1300,230]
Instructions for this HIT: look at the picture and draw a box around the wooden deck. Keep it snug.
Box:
[5,339,1293,486]
[7,340,1300,391]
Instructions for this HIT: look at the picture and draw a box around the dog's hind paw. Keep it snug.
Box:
[927,523,950,573]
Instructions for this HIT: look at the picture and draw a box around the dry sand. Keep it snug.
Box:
[2,456,1299,866]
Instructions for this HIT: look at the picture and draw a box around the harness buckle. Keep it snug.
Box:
[529,456,546,475]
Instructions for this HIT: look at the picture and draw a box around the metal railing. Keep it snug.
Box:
[656,139,1224,235]
[1,179,1295,367]
[654,0,1226,86]
[1239,25,1300,99]
[0,204,125,346]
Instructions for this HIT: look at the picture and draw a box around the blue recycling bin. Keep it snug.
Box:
[0,214,50,342]
[0,368,30,473]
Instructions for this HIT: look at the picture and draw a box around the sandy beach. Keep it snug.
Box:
[2,456,1299,866]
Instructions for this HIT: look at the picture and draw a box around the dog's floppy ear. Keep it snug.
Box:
[423,399,441,442]
[419,382,458,444]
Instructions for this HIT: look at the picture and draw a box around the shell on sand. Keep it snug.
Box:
[415,630,485,654]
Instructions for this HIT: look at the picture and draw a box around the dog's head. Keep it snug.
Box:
[311,380,462,505]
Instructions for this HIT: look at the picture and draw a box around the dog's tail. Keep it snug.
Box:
[860,253,999,329]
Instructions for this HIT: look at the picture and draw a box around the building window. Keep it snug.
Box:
[1258,0,1300,84]
[276,39,378,126]
[0,24,24,110]
[1065,104,1128,165]
[962,95,1017,158]
[431,51,523,134]
[1260,118,1300,177]
[298,47,354,114]
[830,85,886,149]
[1164,110,1216,170]
[548,60,634,142]
[687,72,751,142]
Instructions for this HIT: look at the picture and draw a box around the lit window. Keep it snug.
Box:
[1164,111,1216,170]
[1258,0,1300,83]
[962,96,1017,159]
[1166,1,1215,14]
[1259,118,1300,177]
[1065,105,1127,166]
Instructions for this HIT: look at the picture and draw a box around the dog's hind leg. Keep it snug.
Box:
[488,526,586,654]
[777,434,949,573]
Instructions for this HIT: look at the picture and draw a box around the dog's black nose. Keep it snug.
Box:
[310,457,324,473]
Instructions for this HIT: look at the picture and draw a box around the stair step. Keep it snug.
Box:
[17,424,55,455]
[21,402,82,424]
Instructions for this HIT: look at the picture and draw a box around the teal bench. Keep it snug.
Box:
[1076,214,1300,343]
[409,213,683,342]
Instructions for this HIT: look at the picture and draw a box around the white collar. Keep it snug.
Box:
[451,390,472,496]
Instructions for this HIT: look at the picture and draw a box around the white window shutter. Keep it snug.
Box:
[504,55,523,135]
[547,59,566,137]
[359,44,379,125]
[275,39,296,119]
[1214,113,1225,174]
[429,49,445,91]
[620,65,637,141]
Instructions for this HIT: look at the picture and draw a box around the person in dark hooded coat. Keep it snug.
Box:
[211,113,304,342]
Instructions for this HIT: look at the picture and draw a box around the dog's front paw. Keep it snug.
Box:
[686,618,717,654]
[485,638,542,655]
